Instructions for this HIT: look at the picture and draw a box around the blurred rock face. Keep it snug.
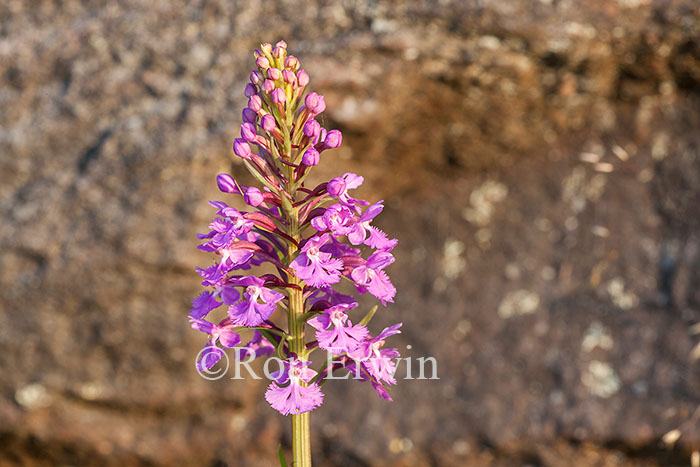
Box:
[1,1,699,465]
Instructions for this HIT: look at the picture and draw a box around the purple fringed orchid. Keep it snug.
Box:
[188,41,401,466]
[310,203,354,236]
[308,302,369,354]
[327,173,369,213]
[190,291,222,319]
[351,250,397,304]
[347,323,403,400]
[190,317,243,372]
[196,341,226,372]
[265,358,324,415]
[227,275,284,326]
[189,316,242,349]
[190,281,242,319]
[290,234,343,287]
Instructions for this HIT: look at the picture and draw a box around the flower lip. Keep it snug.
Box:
[329,309,346,325]
[290,366,303,380]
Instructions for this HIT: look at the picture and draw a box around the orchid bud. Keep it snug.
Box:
[261,79,275,94]
[271,88,286,105]
[315,95,326,114]
[303,119,321,138]
[297,69,309,87]
[284,55,299,70]
[256,56,270,70]
[261,114,276,132]
[216,173,239,194]
[241,122,257,142]
[275,40,287,49]
[327,177,347,197]
[267,67,282,81]
[248,95,262,112]
[244,187,264,207]
[244,83,257,98]
[242,108,257,124]
[272,46,285,59]
[305,92,325,115]
[305,92,320,110]
[323,129,342,149]
[302,148,320,166]
[282,69,296,85]
[250,70,263,85]
[233,138,251,159]
[261,43,272,54]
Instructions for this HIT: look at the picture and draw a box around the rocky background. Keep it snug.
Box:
[1,0,700,465]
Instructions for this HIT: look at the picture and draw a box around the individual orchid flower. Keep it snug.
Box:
[228,276,285,326]
[290,234,343,287]
[326,173,370,213]
[350,250,397,304]
[307,302,369,354]
[347,323,402,395]
[264,358,324,415]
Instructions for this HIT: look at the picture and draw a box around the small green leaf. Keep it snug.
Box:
[359,305,378,326]
[276,333,288,359]
[280,194,294,216]
[278,444,288,467]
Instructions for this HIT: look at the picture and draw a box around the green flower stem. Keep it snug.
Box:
[285,175,312,466]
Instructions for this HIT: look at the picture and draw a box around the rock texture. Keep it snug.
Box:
[1,0,700,465]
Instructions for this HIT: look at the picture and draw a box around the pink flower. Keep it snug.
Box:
[290,234,343,287]
[308,302,369,354]
[265,358,324,415]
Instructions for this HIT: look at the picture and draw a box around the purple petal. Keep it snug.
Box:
[190,291,221,319]
[365,226,398,251]
[264,381,324,415]
[376,323,403,340]
[217,327,241,348]
[307,313,331,331]
[189,317,215,334]
[366,251,395,270]
[196,342,224,371]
